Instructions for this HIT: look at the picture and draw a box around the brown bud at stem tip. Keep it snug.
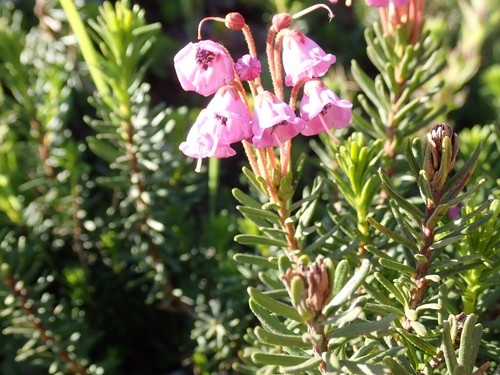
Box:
[423,123,460,194]
[282,257,333,317]
[225,12,245,30]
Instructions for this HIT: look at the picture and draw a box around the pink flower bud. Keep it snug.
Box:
[225,12,246,30]
[173,40,235,97]
[282,30,336,87]
[271,13,293,32]
[300,80,352,136]
[251,91,304,148]
[235,54,262,81]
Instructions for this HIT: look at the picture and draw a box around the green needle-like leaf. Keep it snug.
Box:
[374,272,407,307]
[426,203,450,228]
[458,314,483,374]
[368,217,419,253]
[254,326,309,348]
[324,259,371,315]
[442,320,458,374]
[378,169,424,221]
[232,188,262,208]
[249,287,302,322]
[251,353,310,366]
[235,234,288,248]
[249,299,292,335]
[328,314,395,339]
[233,253,279,270]
[383,357,410,375]
[378,258,415,276]
[279,356,323,373]
[396,328,438,355]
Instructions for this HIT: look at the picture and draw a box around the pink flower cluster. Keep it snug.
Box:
[173,18,352,171]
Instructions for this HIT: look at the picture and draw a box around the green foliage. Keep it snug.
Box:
[0,0,498,374]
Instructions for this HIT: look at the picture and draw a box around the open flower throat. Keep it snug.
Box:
[173,5,353,172]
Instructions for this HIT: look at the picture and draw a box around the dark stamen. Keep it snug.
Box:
[215,114,228,126]
[196,48,216,70]
[320,103,332,116]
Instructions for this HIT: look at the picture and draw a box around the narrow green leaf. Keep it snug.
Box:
[324,306,363,326]
[233,253,278,270]
[404,105,447,136]
[396,328,438,355]
[236,205,280,221]
[231,363,258,375]
[278,254,292,275]
[249,287,302,322]
[338,360,387,375]
[328,314,395,339]
[332,259,350,297]
[364,303,404,317]
[251,353,309,366]
[429,254,481,273]
[248,299,291,335]
[324,259,371,315]
[430,234,464,250]
[442,320,458,374]
[379,258,415,276]
[418,170,434,206]
[364,245,395,262]
[368,217,419,253]
[304,221,341,254]
[453,365,467,375]
[384,357,410,375]
[242,166,268,196]
[352,112,385,139]
[443,179,485,207]
[87,136,120,163]
[280,356,322,373]
[232,188,262,208]
[351,60,385,111]
[378,169,424,221]
[235,234,288,248]
[393,97,424,126]
[405,139,421,178]
[254,326,309,348]
[290,178,324,212]
[131,22,161,36]
[442,145,481,199]
[426,203,450,228]
[373,272,407,307]
[458,314,482,374]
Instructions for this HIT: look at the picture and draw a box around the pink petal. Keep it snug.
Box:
[173,40,235,97]
[282,30,336,87]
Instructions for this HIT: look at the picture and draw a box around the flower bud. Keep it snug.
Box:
[282,256,334,321]
[423,124,460,194]
[271,13,293,32]
[225,12,245,30]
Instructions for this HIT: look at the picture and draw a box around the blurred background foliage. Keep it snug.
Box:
[0,0,498,374]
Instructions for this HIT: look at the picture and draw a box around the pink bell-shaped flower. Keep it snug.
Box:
[179,85,252,171]
[251,91,305,148]
[300,80,352,138]
[282,29,336,87]
[179,122,236,172]
[173,40,235,97]
[205,85,253,143]
[365,0,410,7]
[235,54,262,81]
